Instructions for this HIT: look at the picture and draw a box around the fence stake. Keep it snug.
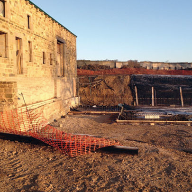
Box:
[152,87,155,106]
[180,87,184,107]
[135,86,139,106]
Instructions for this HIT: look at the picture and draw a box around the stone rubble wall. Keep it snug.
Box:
[0,81,17,111]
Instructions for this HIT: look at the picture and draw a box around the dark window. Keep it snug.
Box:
[43,52,46,64]
[28,41,32,62]
[0,0,5,17]
[50,53,52,65]
[27,15,31,29]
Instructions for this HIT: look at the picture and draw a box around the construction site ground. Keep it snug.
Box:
[0,114,191,192]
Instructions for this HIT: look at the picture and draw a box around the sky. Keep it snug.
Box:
[31,0,192,62]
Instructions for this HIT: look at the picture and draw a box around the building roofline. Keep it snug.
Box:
[26,0,77,37]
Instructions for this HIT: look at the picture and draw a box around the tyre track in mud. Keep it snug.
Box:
[0,137,57,192]
[0,140,39,191]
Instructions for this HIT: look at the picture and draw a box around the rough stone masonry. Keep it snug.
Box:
[0,0,79,121]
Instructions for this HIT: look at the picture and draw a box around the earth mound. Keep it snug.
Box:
[79,75,133,106]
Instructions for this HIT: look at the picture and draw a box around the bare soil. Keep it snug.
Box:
[79,75,133,106]
[0,114,191,192]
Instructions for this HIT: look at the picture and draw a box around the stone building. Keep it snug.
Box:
[140,61,192,70]
[78,60,192,70]
[0,0,79,121]
[77,60,116,69]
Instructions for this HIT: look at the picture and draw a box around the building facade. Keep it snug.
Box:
[140,61,192,70]
[78,60,192,70]
[77,60,116,69]
[0,0,79,121]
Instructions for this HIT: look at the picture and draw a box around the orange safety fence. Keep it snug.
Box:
[0,108,120,157]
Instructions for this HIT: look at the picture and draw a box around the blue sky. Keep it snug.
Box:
[31,0,192,62]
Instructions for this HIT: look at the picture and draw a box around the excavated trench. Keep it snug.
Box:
[77,74,192,121]
[78,75,133,106]
[78,74,192,107]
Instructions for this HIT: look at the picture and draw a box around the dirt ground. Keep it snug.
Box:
[79,75,133,106]
[0,114,191,192]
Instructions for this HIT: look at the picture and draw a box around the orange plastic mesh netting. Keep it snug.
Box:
[0,108,120,157]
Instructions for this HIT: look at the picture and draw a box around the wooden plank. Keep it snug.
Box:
[116,119,192,124]
[68,111,119,115]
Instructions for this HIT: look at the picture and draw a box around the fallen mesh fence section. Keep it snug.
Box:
[0,108,120,157]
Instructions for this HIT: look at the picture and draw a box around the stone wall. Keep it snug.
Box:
[78,60,116,69]
[0,0,79,122]
[0,81,17,111]
[140,62,192,70]
[77,60,192,70]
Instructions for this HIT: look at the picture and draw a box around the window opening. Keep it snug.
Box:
[0,31,7,57]
[50,53,52,65]
[57,40,64,76]
[28,41,32,62]
[16,37,23,74]
[0,0,5,17]
[43,52,46,64]
[27,15,31,29]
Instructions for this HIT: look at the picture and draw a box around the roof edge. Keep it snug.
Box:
[26,0,77,37]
